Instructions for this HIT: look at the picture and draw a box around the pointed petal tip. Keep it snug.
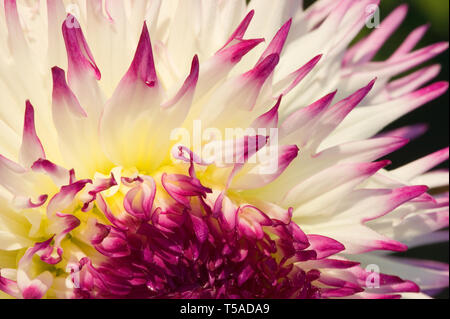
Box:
[348,78,377,103]
[312,54,323,63]
[331,80,375,116]
[287,144,300,158]
[51,66,88,118]
[279,144,300,161]
[160,55,199,109]
[223,10,255,47]
[251,95,282,129]
[25,99,33,112]
[379,136,411,150]
[23,100,37,137]
[51,66,67,90]
[435,146,450,160]
[310,90,337,112]
[140,21,151,43]
[260,53,280,69]
[368,77,377,88]
[225,38,265,63]
[329,89,338,99]
[379,159,392,167]
[282,54,324,95]
[362,160,391,174]
[399,185,429,198]
[396,3,409,14]
[127,21,158,87]
[412,122,430,134]
[432,81,449,91]
[258,19,293,63]
[393,123,430,139]
[411,81,449,100]
[419,23,431,33]
[397,137,411,147]
[20,100,45,166]
[185,54,200,85]
[51,66,65,82]
[192,54,200,74]
[432,41,449,53]
[187,54,200,85]
[274,94,283,108]
[242,9,255,28]
[276,16,293,39]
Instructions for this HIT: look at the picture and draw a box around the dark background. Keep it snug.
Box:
[303,0,450,298]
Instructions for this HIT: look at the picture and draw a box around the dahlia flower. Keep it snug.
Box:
[0,0,448,299]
